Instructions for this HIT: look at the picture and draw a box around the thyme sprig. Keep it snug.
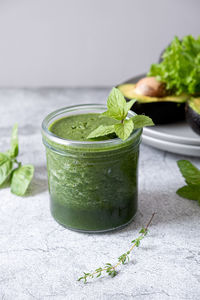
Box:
[78,213,155,283]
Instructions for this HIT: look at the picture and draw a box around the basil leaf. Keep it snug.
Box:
[177,160,200,185]
[176,185,200,203]
[131,115,154,129]
[114,119,134,141]
[0,153,13,185]
[87,125,115,139]
[11,165,34,196]
[104,88,127,120]
[10,123,19,158]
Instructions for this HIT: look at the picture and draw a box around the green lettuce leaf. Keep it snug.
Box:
[148,35,200,95]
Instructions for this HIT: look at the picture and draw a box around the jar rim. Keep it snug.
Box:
[42,104,142,147]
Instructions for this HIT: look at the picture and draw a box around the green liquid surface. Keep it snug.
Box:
[49,113,117,141]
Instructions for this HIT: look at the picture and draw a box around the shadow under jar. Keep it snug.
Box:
[42,104,142,233]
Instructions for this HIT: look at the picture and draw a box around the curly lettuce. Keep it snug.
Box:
[148,35,200,95]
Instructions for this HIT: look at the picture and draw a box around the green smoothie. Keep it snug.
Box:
[49,113,117,141]
[42,107,142,232]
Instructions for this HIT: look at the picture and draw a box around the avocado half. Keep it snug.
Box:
[117,83,188,125]
[186,98,200,135]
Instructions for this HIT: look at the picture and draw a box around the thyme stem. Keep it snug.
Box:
[78,212,156,283]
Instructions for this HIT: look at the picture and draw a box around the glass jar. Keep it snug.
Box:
[42,104,142,233]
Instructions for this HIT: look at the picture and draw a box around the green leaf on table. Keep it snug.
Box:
[176,185,200,204]
[131,115,154,129]
[10,123,19,158]
[177,160,200,185]
[0,153,13,185]
[102,88,127,120]
[176,160,200,205]
[11,164,34,196]
[114,119,134,141]
[87,125,115,139]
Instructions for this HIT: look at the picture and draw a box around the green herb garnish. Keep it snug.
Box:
[148,35,200,95]
[78,213,155,283]
[87,88,154,141]
[0,124,34,196]
[177,160,200,205]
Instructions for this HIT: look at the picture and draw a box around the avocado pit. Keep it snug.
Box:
[134,77,166,97]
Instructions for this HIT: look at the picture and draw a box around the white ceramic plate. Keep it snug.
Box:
[143,121,200,146]
[142,134,200,157]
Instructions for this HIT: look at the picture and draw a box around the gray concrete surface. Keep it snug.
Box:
[0,88,200,299]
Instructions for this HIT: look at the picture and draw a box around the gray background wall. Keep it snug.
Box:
[0,0,199,87]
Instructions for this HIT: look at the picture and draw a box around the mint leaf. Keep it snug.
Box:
[104,98,136,120]
[103,88,127,120]
[131,115,154,129]
[114,119,134,141]
[177,160,200,185]
[0,153,13,185]
[126,99,136,113]
[11,165,34,196]
[87,125,115,139]
[9,123,19,158]
[176,185,200,203]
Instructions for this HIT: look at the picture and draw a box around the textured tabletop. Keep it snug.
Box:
[0,88,200,300]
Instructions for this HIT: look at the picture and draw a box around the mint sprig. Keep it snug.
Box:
[87,88,154,141]
[177,160,200,205]
[0,124,34,196]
